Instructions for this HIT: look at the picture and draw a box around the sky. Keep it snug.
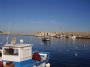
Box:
[0,0,90,32]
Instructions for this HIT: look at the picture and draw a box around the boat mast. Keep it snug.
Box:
[6,22,10,44]
[6,27,9,44]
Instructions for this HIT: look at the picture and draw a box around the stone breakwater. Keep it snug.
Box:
[1,32,90,39]
[35,32,90,39]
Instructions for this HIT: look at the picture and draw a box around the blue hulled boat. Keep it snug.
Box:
[0,39,50,67]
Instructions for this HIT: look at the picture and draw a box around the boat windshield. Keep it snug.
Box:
[3,48,18,55]
[0,52,2,57]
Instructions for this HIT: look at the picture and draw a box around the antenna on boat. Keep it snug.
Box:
[6,36,8,44]
[6,22,10,44]
[6,27,9,44]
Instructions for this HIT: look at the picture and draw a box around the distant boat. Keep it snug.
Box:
[42,37,50,41]
[69,35,76,39]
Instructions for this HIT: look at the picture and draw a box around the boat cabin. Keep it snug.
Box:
[0,38,50,67]
[2,44,32,67]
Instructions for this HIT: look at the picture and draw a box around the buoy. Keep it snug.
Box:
[75,53,78,56]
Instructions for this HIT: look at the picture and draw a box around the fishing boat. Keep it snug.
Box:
[69,35,76,39]
[0,39,50,67]
[42,37,50,41]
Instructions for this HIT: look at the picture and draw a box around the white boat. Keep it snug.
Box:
[42,37,50,41]
[69,35,76,39]
[0,39,50,67]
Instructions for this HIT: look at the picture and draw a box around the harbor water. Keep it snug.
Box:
[0,35,90,67]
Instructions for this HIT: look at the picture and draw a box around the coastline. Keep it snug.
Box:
[0,32,90,39]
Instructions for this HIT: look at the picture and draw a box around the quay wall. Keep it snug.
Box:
[35,32,90,38]
[1,32,35,36]
[1,32,90,38]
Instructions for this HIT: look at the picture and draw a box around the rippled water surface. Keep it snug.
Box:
[0,35,90,67]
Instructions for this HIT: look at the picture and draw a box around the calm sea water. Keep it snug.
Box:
[0,35,90,67]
